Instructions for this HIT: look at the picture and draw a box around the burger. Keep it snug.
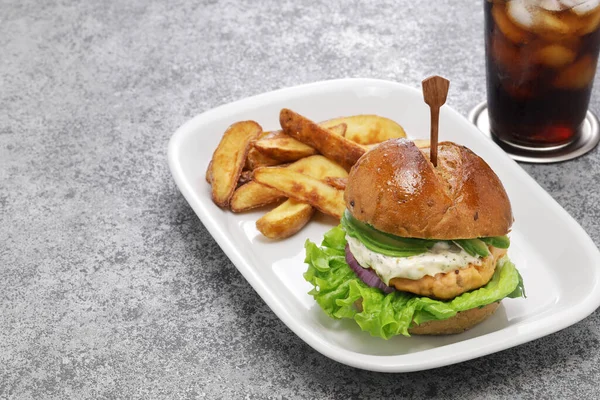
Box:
[304,139,525,338]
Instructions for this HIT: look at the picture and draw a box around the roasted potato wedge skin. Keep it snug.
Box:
[230,181,285,212]
[280,109,365,171]
[206,160,213,184]
[253,167,345,219]
[320,115,406,144]
[256,199,315,239]
[323,176,347,190]
[210,121,262,207]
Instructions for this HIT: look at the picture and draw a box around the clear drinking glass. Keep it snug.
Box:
[484,0,600,150]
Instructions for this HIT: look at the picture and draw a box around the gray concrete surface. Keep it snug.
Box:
[2,0,600,398]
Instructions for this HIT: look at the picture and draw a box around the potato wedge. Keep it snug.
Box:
[253,130,317,161]
[230,181,285,212]
[230,155,347,212]
[245,146,281,170]
[413,139,431,148]
[256,199,315,239]
[326,123,347,136]
[253,123,347,162]
[243,130,281,170]
[210,121,262,207]
[323,176,347,190]
[286,155,348,179]
[252,155,348,233]
[206,160,213,183]
[252,154,348,236]
[280,109,365,170]
[253,167,345,219]
[320,115,406,145]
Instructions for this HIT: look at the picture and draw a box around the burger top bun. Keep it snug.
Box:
[344,139,513,239]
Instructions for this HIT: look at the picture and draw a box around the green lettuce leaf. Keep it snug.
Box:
[303,226,525,339]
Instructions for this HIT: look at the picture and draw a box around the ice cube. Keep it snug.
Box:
[540,0,567,11]
[490,31,539,97]
[493,3,529,43]
[558,0,582,9]
[536,9,572,35]
[535,44,577,67]
[491,31,521,68]
[507,0,537,29]
[553,55,597,88]
[572,0,600,16]
[575,6,600,34]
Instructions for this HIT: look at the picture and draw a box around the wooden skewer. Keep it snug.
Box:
[422,76,450,167]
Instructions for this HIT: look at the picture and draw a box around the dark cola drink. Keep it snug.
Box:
[484,0,600,149]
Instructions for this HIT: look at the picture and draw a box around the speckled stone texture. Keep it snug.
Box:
[2,0,600,398]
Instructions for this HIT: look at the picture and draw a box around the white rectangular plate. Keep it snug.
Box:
[168,78,600,372]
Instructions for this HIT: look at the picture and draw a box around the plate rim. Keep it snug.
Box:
[168,78,600,372]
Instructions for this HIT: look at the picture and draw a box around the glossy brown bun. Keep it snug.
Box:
[344,139,513,239]
[408,302,500,335]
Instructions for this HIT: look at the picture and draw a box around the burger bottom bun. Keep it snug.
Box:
[408,302,500,335]
[354,299,500,336]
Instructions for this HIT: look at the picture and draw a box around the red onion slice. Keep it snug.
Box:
[345,244,396,294]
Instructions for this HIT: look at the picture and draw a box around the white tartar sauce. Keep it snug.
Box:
[346,236,483,283]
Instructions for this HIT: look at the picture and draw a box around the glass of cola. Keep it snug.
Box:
[484,0,600,149]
